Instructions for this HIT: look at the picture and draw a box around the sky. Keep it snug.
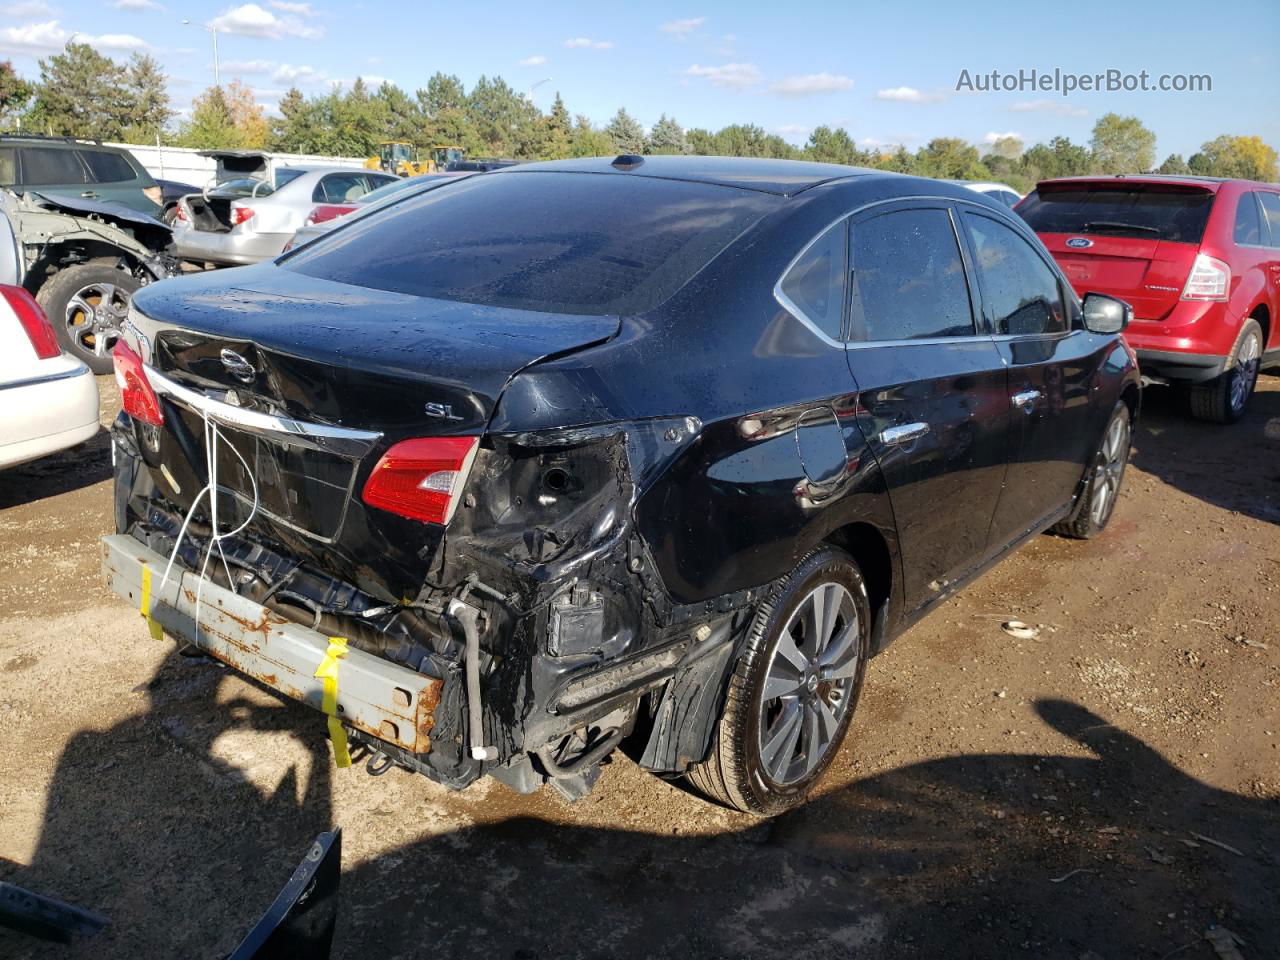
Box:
[1,0,1277,158]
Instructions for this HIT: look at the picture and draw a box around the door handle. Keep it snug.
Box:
[1011,389,1041,410]
[880,422,929,445]
[80,190,98,198]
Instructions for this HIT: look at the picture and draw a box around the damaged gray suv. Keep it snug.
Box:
[104,157,1139,814]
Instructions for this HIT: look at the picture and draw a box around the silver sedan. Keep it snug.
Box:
[172,166,399,267]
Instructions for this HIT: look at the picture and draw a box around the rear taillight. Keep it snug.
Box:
[361,436,479,526]
[174,202,189,222]
[1181,253,1230,301]
[305,203,356,226]
[1,284,59,360]
[112,340,164,426]
[230,204,255,227]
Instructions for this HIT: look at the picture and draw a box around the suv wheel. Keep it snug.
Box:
[686,547,870,816]
[36,263,140,374]
[1190,319,1263,424]
[1054,401,1131,539]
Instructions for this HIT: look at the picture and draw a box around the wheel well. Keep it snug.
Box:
[25,242,140,295]
[1120,382,1140,422]
[1249,303,1270,349]
[823,522,892,620]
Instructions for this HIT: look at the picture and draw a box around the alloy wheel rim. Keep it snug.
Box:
[65,281,128,358]
[757,581,861,785]
[1090,415,1129,526]
[1230,333,1261,414]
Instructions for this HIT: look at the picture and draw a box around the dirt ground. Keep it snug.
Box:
[1,375,1277,960]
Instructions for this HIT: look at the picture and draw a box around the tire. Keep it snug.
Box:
[1054,401,1131,540]
[1189,319,1263,424]
[686,547,871,816]
[35,263,140,374]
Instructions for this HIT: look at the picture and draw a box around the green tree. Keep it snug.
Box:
[120,53,171,140]
[803,126,862,165]
[1,60,34,130]
[648,114,688,155]
[569,114,613,157]
[1158,153,1190,175]
[988,135,1023,160]
[1189,135,1278,181]
[605,107,646,154]
[541,92,572,159]
[1020,136,1091,180]
[27,42,128,138]
[686,127,716,155]
[176,85,236,149]
[914,137,986,179]
[1089,113,1156,174]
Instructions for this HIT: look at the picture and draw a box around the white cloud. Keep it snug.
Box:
[519,54,546,66]
[1,1,56,16]
[208,4,322,40]
[683,62,760,90]
[357,74,390,87]
[268,0,311,12]
[272,61,327,85]
[563,36,612,49]
[0,19,149,54]
[111,0,163,10]
[659,16,705,38]
[1009,98,1089,118]
[775,124,810,139]
[875,86,946,104]
[772,72,852,97]
[982,130,1022,144]
[222,58,274,74]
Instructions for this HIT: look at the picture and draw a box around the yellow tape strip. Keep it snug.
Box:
[139,566,163,642]
[314,637,351,768]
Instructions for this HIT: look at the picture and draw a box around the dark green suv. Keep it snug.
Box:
[0,136,162,215]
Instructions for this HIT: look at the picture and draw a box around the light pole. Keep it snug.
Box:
[181,20,221,87]
[528,77,553,99]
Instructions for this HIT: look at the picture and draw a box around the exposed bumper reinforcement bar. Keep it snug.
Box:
[101,534,442,755]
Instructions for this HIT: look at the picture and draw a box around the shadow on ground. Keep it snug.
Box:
[0,428,110,510]
[2,652,1276,959]
[1132,376,1280,525]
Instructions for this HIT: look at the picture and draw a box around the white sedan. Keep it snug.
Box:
[0,283,99,469]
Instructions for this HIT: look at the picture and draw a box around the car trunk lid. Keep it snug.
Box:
[125,264,620,594]
[1036,234,1201,320]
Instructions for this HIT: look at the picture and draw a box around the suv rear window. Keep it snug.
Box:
[80,150,138,183]
[18,147,87,186]
[283,172,777,316]
[1017,183,1214,244]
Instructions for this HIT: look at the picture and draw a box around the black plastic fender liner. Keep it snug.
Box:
[637,612,744,774]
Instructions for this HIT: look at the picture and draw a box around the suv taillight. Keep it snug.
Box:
[1,284,59,360]
[231,204,255,227]
[1181,253,1230,301]
[112,341,164,426]
[361,436,479,525]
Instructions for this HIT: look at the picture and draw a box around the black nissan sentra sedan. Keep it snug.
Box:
[105,156,1139,814]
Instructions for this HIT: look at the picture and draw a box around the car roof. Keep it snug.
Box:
[494,155,881,197]
[0,135,123,151]
[945,180,1019,192]
[1033,174,1276,191]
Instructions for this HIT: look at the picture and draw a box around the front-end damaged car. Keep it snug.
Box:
[103,157,1140,814]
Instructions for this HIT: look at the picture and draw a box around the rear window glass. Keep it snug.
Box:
[0,147,15,184]
[210,169,303,198]
[1017,184,1214,243]
[19,147,87,186]
[80,150,137,183]
[283,172,776,316]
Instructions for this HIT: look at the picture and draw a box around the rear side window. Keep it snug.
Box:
[778,221,846,340]
[80,150,137,183]
[314,173,371,203]
[848,207,974,342]
[963,213,1066,336]
[18,147,87,186]
[284,172,776,316]
[0,147,15,184]
[1017,184,1214,243]
[1233,193,1263,245]
[1257,193,1280,248]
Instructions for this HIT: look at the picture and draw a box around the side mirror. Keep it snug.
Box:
[1081,292,1132,334]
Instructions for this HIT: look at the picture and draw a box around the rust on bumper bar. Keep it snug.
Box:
[101,534,442,755]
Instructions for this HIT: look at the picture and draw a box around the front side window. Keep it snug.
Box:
[80,150,137,183]
[18,147,87,186]
[848,207,974,342]
[1257,193,1280,248]
[778,221,847,340]
[963,213,1067,336]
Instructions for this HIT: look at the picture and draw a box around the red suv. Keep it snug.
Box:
[1017,176,1280,422]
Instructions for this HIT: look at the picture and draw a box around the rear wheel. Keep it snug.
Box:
[36,262,140,374]
[1054,401,1131,539]
[686,547,870,816]
[1190,319,1263,424]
